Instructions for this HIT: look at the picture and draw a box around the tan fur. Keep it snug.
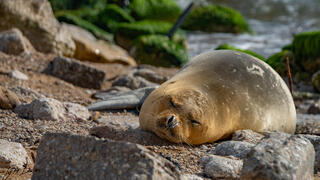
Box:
[139,50,296,145]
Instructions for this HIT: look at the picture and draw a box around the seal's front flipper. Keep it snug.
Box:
[88,87,157,111]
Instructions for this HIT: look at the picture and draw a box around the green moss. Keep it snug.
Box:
[133,35,188,67]
[292,31,320,59]
[49,0,107,11]
[55,12,113,41]
[114,20,186,49]
[182,5,250,33]
[215,44,265,60]
[266,50,294,76]
[129,0,181,22]
[94,4,135,32]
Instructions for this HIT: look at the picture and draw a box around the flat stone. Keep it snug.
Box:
[200,155,243,179]
[296,114,320,135]
[0,139,32,169]
[0,86,21,109]
[9,70,29,80]
[32,133,183,180]
[90,114,170,146]
[210,141,254,159]
[0,0,75,56]
[133,68,168,84]
[241,132,315,180]
[45,56,106,89]
[0,28,35,55]
[232,129,265,144]
[14,97,90,121]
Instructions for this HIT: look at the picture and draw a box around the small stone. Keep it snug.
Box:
[32,133,183,180]
[210,141,254,159]
[14,97,90,121]
[45,56,106,89]
[112,74,158,90]
[241,132,315,180]
[9,70,29,80]
[0,86,21,109]
[312,71,320,92]
[200,155,243,179]
[232,129,264,144]
[296,114,320,135]
[133,68,168,84]
[0,139,32,169]
[0,28,35,55]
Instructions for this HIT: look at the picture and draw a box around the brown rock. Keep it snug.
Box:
[0,86,21,109]
[63,23,136,66]
[0,0,75,56]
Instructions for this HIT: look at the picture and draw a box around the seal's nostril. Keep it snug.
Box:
[167,115,175,125]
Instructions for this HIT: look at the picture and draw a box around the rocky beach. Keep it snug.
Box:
[1,0,320,179]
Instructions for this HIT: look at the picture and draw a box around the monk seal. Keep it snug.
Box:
[139,50,296,145]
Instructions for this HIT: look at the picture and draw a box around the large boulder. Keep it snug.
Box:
[32,133,183,179]
[0,0,75,56]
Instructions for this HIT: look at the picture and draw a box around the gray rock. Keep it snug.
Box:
[0,86,21,109]
[45,56,105,89]
[133,68,168,84]
[0,0,75,56]
[88,87,156,111]
[9,70,29,80]
[112,74,158,90]
[0,139,32,169]
[210,141,254,159]
[232,129,264,144]
[32,133,183,180]
[0,28,35,55]
[14,97,90,121]
[301,134,320,173]
[296,114,320,135]
[200,155,243,179]
[90,114,170,146]
[241,132,315,180]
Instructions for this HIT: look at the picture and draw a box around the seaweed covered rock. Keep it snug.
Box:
[0,0,75,56]
[216,44,265,60]
[292,31,320,73]
[129,0,181,22]
[55,11,113,41]
[94,4,135,32]
[133,35,188,67]
[266,50,294,77]
[182,5,250,33]
[49,0,107,11]
[114,20,186,50]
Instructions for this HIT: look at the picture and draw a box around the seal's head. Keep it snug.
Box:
[139,83,212,145]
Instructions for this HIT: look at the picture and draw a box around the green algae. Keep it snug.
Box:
[215,44,265,60]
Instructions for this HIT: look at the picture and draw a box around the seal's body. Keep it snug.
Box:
[139,50,296,145]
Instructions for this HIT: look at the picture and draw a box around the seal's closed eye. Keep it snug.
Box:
[190,119,201,126]
[169,99,176,108]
